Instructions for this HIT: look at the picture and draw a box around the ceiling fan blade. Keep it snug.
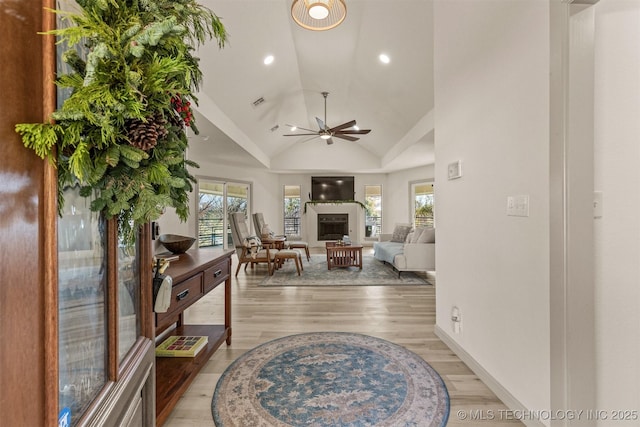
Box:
[285,124,318,133]
[329,120,357,133]
[332,134,359,142]
[316,116,328,131]
[283,133,321,136]
[335,129,371,135]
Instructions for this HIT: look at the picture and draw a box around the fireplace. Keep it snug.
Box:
[317,214,348,240]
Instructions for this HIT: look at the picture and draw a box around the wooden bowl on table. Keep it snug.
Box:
[158,234,196,254]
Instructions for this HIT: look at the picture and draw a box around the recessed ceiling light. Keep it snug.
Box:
[379,53,390,64]
[263,55,274,65]
[290,125,297,131]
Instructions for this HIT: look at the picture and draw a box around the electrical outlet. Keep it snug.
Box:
[451,306,462,334]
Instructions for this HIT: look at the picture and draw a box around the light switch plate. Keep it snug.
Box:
[447,160,462,180]
[507,195,529,217]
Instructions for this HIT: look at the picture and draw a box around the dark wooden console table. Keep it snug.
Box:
[154,247,234,426]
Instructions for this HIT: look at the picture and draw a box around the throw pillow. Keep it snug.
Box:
[417,228,435,243]
[411,227,425,243]
[405,232,414,243]
[261,224,275,239]
[243,235,262,258]
[390,224,412,243]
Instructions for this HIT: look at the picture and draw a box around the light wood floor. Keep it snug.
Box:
[163,247,523,426]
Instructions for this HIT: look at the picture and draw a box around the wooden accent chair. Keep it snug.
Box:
[252,212,310,261]
[228,212,278,276]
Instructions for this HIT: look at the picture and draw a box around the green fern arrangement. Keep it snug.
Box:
[15,0,227,243]
[303,200,366,213]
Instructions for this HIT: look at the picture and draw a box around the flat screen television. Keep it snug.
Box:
[311,176,355,201]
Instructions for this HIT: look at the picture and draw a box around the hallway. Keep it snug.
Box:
[163,248,522,426]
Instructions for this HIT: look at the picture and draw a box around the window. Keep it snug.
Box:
[198,181,224,247]
[284,185,301,236]
[364,185,382,238]
[411,182,434,228]
[198,179,251,249]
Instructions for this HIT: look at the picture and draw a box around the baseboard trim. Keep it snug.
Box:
[434,325,545,427]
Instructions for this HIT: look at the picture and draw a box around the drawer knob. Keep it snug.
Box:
[213,269,223,278]
[176,289,189,301]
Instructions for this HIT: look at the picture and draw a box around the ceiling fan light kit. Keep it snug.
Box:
[283,91,371,145]
[291,0,346,31]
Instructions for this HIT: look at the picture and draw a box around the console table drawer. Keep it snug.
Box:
[156,273,203,325]
[203,258,229,293]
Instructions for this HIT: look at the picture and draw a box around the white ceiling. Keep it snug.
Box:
[189,0,434,174]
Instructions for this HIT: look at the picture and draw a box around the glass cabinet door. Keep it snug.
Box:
[118,237,140,362]
[58,186,107,424]
[57,185,146,425]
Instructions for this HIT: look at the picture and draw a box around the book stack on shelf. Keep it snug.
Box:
[155,335,208,358]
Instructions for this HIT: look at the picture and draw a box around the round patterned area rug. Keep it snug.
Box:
[212,332,450,427]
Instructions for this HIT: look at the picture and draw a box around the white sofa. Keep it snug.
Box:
[373,226,435,275]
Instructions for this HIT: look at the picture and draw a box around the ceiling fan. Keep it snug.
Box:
[284,91,371,145]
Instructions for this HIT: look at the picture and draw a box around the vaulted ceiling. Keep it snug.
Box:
[189,0,434,174]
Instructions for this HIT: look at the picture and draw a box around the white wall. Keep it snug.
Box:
[384,165,434,233]
[593,1,640,423]
[433,0,551,419]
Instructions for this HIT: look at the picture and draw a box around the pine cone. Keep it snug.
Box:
[153,113,169,140]
[126,118,159,151]
[167,110,184,129]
